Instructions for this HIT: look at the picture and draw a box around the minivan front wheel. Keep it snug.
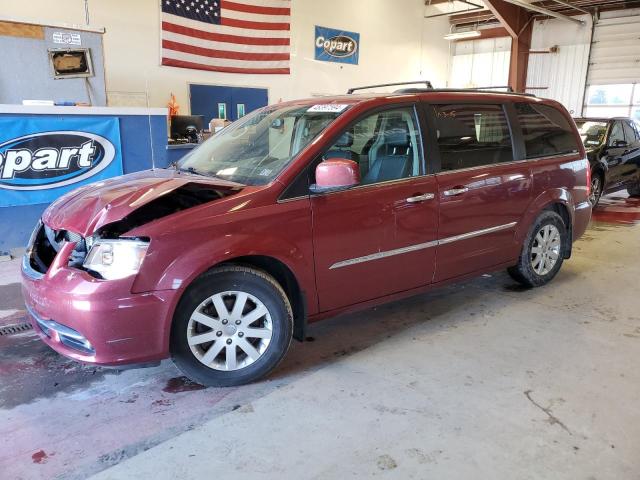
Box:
[171,266,293,387]
[507,211,567,287]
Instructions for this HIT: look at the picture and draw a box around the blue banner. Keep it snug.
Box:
[315,25,360,65]
[0,117,122,207]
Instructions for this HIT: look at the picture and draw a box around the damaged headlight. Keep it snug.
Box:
[83,239,149,280]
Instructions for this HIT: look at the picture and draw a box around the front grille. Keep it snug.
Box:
[28,222,88,274]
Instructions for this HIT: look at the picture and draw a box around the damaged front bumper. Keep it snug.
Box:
[21,242,177,366]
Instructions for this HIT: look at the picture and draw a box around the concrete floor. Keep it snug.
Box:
[1,194,639,480]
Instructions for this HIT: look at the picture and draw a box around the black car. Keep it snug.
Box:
[574,117,640,207]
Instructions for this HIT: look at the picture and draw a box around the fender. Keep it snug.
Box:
[128,199,317,313]
[515,187,574,246]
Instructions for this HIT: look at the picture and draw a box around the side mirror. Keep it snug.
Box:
[611,139,628,148]
[309,158,360,194]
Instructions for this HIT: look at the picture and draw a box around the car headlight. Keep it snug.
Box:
[83,239,149,280]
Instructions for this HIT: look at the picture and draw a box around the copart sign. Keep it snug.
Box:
[314,25,360,65]
[0,117,122,207]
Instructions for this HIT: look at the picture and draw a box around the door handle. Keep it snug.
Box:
[443,187,469,197]
[406,193,435,203]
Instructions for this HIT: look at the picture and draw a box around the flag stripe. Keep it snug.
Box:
[163,48,289,68]
[162,21,290,45]
[221,0,290,16]
[221,8,290,23]
[162,57,290,74]
[163,30,290,53]
[162,39,289,61]
[228,0,291,8]
[220,16,289,31]
[162,13,290,38]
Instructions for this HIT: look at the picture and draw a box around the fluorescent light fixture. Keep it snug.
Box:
[443,30,481,41]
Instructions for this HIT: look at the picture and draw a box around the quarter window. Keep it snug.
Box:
[433,104,513,171]
[515,103,579,159]
[323,107,423,185]
[623,121,637,143]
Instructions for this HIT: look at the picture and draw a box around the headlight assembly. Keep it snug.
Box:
[83,239,149,280]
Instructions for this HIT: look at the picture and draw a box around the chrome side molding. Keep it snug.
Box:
[329,221,517,270]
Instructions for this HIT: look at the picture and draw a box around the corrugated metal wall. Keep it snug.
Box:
[449,37,511,88]
[525,15,592,116]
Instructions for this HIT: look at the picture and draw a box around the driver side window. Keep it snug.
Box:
[609,121,625,146]
[324,107,423,185]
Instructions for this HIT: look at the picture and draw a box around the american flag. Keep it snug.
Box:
[161,0,290,74]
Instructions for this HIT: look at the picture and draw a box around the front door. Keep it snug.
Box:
[603,121,631,190]
[429,103,531,282]
[311,106,438,312]
[620,120,640,186]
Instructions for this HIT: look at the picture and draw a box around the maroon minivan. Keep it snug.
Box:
[22,85,592,386]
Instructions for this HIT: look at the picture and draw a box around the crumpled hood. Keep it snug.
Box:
[42,169,243,236]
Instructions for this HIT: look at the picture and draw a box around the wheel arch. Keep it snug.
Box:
[543,202,572,259]
[217,255,307,342]
[516,189,574,259]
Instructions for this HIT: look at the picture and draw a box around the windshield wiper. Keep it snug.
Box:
[168,161,203,176]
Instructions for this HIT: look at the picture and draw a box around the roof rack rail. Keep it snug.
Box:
[465,85,513,92]
[393,86,536,97]
[347,80,433,94]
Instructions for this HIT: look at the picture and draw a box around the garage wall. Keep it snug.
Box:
[0,0,451,110]
[525,14,592,116]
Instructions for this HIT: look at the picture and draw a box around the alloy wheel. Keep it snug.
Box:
[187,291,273,371]
[530,224,561,276]
[589,176,601,205]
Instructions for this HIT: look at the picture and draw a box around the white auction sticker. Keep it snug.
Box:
[53,31,82,45]
[307,104,350,113]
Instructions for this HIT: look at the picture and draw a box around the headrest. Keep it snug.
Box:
[335,130,354,148]
[383,117,411,147]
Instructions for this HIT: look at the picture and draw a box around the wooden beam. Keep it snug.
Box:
[483,0,532,37]
[510,20,533,93]
[483,0,534,93]
[0,21,44,40]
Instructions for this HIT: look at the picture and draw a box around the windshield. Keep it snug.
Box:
[177,104,347,185]
[575,120,608,147]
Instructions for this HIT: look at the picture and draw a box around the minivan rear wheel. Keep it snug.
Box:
[507,210,567,288]
[170,266,293,387]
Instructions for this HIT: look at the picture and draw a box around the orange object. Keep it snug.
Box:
[168,93,179,117]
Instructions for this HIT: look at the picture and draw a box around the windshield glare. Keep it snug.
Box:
[177,104,345,185]
[576,120,608,147]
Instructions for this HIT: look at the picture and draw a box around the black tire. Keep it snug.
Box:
[170,266,293,387]
[590,170,604,208]
[507,210,567,288]
[627,180,640,197]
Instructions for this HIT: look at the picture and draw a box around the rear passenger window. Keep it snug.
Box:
[433,104,513,171]
[515,103,579,159]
